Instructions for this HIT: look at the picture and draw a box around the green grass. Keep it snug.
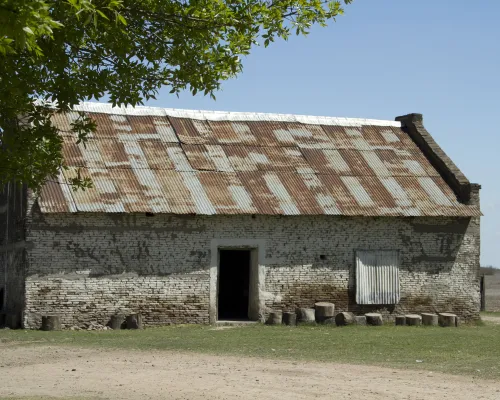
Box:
[1,324,500,379]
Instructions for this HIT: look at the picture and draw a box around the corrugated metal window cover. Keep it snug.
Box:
[356,250,400,305]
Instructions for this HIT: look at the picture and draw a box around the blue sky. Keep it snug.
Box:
[145,0,499,266]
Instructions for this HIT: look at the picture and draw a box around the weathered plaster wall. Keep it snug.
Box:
[24,202,480,328]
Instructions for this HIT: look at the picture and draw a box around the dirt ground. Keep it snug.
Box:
[485,270,500,312]
[1,345,500,400]
[481,315,500,324]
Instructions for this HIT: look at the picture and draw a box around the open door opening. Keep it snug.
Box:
[218,250,251,320]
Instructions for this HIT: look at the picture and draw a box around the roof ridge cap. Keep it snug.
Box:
[74,101,401,128]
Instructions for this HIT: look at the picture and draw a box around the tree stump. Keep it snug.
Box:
[126,314,143,329]
[405,314,422,326]
[42,316,61,331]
[438,313,457,327]
[335,312,354,326]
[395,315,406,326]
[365,313,383,326]
[314,302,335,323]
[421,313,438,326]
[282,312,297,326]
[109,314,125,330]
[266,311,283,325]
[354,315,366,326]
[296,308,316,323]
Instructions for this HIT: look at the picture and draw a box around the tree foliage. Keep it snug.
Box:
[0,0,351,191]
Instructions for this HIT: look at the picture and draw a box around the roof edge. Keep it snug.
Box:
[74,102,402,128]
[395,113,472,204]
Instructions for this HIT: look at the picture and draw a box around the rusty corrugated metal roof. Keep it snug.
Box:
[38,102,481,217]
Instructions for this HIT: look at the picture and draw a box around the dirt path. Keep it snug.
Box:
[1,346,499,400]
[482,315,500,324]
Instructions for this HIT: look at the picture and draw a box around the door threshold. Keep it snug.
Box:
[216,320,258,326]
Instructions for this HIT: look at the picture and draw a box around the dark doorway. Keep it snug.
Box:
[218,250,251,320]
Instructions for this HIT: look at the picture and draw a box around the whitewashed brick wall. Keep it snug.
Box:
[24,209,480,328]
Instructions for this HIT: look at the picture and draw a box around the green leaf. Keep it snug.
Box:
[23,27,34,35]
[96,10,110,20]
[0,0,351,191]
[117,13,127,26]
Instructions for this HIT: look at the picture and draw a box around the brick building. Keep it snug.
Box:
[0,103,481,329]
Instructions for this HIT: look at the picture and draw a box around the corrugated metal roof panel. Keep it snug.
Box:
[40,103,481,217]
[208,121,259,145]
[357,176,397,210]
[61,167,115,212]
[340,176,376,208]
[38,173,75,213]
[316,174,358,215]
[293,173,339,215]
[61,140,85,167]
[139,140,177,170]
[361,125,393,148]
[280,123,333,149]
[182,144,217,171]
[222,145,310,172]
[154,170,197,214]
[338,149,373,176]
[198,172,256,214]
[376,149,416,177]
[168,117,214,145]
[320,125,356,149]
[246,121,295,147]
[223,145,261,172]
[300,148,350,174]
[237,171,283,215]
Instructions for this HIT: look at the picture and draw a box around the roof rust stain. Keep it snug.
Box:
[40,105,481,217]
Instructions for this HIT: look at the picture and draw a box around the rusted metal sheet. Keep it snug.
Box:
[154,170,197,214]
[197,172,257,214]
[246,121,294,147]
[168,117,213,145]
[182,144,218,171]
[218,145,260,172]
[356,250,400,305]
[208,120,259,145]
[316,174,361,215]
[361,125,393,148]
[338,149,373,176]
[320,125,356,149]
[138,140,177,170]
[237,171,283,215]
[223,145,310,172]
[181,144,235,172]
[40,103,481,217]
[38,173,76,213]
[281,123,333,149]
[300,149,348,174]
